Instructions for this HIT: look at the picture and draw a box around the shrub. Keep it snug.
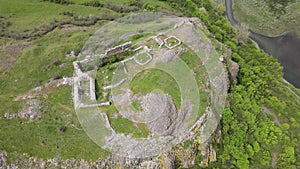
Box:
[60,11,74,16]
[81,0,103,7]
[104,2,139,13]
[42,0,74,5]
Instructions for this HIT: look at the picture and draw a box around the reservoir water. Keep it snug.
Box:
[250,32,300,88]
[225,0,300,88]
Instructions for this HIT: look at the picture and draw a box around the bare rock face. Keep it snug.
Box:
[228,60,239,84]
[161,152,176,169]
[141,93,178,135]
[140,160,161,169]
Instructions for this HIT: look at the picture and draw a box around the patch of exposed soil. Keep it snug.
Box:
[262,105,280,124]
[272,152,278,169]
[0,42,32,70]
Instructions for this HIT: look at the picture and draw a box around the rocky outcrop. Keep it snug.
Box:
[142,93,178,135]
[161,152,176,169]
[228,59,239,84]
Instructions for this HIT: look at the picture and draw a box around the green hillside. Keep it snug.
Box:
[0,0,299,168]
[232,0,300,36]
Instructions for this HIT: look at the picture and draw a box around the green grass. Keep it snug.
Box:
[131,100,142,111]
[129,68,181,108]
[72,0,175,11]
[0,0,109,33]
[179,50,210,122]
[0,86,110,160]
[0,24,110,160]
[166,37,180,47]
[0,27,92,96]
[110,117,150,137]
[100,105,150,138]
[179,50,200,68]
[0,0,207,162]
[0,0,176,35]
[135,52,151,63]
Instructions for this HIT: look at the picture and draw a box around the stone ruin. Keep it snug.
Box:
[73,33,182,110]
[72,42,133,109]
[72,14,228,158]
[105,41,132,56]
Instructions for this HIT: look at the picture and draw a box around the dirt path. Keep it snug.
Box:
[262,105,279,124]
[272,152,278,169]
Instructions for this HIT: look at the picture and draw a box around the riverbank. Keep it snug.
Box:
[249,32,300,88]
[225,0,300,88]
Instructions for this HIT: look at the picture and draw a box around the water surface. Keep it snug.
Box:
[250,32,300,88]
[225,0,300,88]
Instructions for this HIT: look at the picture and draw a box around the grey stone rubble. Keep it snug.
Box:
[4,99,43,120]
[0,152,7,168]
[140,161,161,169]
[51,152,179,169]
[105,41,132,56]
[13,77,73,101]
[199,128,221,166]
[73,41,135,109]
[65,50,76,59]
[162,17,228,143]
[0,150,173,169]
[5,76,74,120]
[142,93,178,135]
[17,99,43,119]
[102,78,128,90]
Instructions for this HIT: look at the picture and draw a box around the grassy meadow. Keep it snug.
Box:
[232,0,300,36]
[0,26,113,160]
[130,68,181,109]
[0,0,176,160]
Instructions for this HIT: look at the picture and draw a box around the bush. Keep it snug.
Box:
[42,0,74,5]
[60,11,74,17]
[81,0,103,7]
[142,3,156,12]
[57,126,67,132]
[51,59,61,66]
[104,2,139,13]
[52,72,62,80]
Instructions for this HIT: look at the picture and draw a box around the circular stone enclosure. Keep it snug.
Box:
[73,13,228,158]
